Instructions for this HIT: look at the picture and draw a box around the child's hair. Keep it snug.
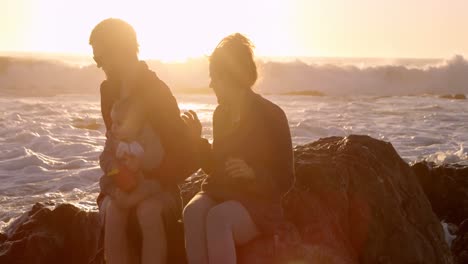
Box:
[111,96,145,140]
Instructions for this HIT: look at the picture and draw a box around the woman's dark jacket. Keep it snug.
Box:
[199,90,295,234]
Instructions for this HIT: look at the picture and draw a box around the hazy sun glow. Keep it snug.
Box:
[2,0,468,61]
[1,0,295,62]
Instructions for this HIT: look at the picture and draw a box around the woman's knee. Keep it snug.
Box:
[183,194,216,224]
[206,201,259,244]
[206,200,241,227]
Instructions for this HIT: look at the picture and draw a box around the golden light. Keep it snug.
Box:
[2,0,297,62]
[3,0,468,59]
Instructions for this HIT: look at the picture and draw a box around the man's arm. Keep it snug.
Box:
[99,132,118,172]
[99,80,120,196]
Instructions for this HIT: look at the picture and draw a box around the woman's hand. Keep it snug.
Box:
[182,110,202,139]
[225,158,255,179]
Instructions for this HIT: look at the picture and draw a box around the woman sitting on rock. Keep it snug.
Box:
[182,33,295,264]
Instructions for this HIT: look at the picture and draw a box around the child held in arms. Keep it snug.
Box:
[101,96,164,208]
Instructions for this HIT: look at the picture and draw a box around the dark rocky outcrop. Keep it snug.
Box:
[281,135,452,263]
[411,161,468,264]
[452,219,468,264]
[0,135,461,263]
[0,203,101,264]
[183,135,454,263]
[411,161,468,225]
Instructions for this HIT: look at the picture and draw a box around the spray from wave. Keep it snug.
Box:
[0,55,468,96]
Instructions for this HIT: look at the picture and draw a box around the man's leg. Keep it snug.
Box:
[183,194,217,264]
[136,197,166,264]
[206,201,260,264]
[105,199,131,264]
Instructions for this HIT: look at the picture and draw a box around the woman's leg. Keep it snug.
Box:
[183,194,217,264]
[136,197,166,264]
[206,201,260,264]
[104,199,132,264]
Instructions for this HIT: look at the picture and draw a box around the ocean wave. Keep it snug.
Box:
[2,55,468,96]
[420,145,468,165]
[257,55,468,96]
[72,117,102,130]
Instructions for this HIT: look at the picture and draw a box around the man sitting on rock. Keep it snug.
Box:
[90,18,197,264]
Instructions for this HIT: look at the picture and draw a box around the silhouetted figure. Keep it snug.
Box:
[103,96,164,198]
[182,33,295,264]
[90,18,196,264]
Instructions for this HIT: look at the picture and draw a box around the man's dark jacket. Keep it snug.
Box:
[97,62,197,206]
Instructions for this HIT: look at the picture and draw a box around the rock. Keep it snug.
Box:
[452,219,468,264]
[457,251,468,264]
[0,135,455,263]
[448,223,459,236]
[282,135,452,264]
[0,203,101,264]
[410,162,468,264]
[411,161,468,225]
[183,135,453,263]
[458,219,468,236]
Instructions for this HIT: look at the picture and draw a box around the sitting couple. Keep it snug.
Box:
[92,18,295,264]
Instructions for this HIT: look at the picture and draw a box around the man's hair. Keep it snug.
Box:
[89,18,139,54]
[209,33,257,89]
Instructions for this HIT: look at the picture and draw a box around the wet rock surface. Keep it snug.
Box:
[411,161,468,264]
[0,203,101,264]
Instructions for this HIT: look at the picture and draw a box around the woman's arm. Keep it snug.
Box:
[197,138,214,174]
[181,109,218,174]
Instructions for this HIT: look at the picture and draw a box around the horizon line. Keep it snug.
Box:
[0,50,450,62]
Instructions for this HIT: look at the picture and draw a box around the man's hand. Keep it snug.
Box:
[182,110,202,139]
[225,158,255,179]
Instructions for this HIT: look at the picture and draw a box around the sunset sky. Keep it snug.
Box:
[1,0,468,61]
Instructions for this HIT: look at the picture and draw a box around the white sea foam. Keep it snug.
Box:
[1,55,468,96]
[441,221,457,247]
